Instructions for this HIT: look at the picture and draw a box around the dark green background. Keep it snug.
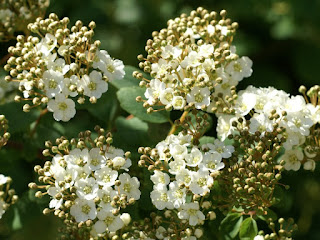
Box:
[0,0,320,239]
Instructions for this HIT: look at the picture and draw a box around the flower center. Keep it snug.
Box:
[49,79,57,89]
[194,93,204,103]
[58,102,68,110]
[81,204,91,214]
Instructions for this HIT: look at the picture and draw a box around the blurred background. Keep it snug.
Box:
[0,0,320,239]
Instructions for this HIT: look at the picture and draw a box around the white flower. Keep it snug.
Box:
[181,51,201,68]
[249,113,274,135]
[62,75,79,97]
[47,58,70,75]
[94,166,118,187]
[225,56,253,81]
[216,114,237,141]
[199,152,224,172]
[161,45,182,59]
[119,173,141,200]
[70,198,97,222]
[94,209,124,233]
[150,170,170,187]
[170,144,188,160]
[189,169,213,195]
[185,147,203,167]
[172,96,186,110]
[145,79,166,105]
[168,181,186,208]
[177,202,205,226]
[47,94,76,122]
[67,148,90,167]
[282,149,304,171]
[204,139,235,159]
[36,33,57,56]
[75,177,99,200]
[235,92,256,116]
[285,113,313,136]
[176,168,193,186]
[97,187,117,211]
[198,44,214,58]
[150,185,173,210]
[87,148,106,171]
[159,88,174,105]
[168,159,186,175]
[42,70,64,98]
[93,50,125,81]
[81,70,108,99]
[186,87,210,109]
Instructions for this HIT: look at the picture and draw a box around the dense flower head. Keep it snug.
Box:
[217,85,318,172]
[138,131,233,233]
[0,174,18,219]
[134,7,252,114]
[5,13,125,122]
[0,0,49,41]
[29,126,140,238]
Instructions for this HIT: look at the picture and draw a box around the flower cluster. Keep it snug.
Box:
[0,174,18,219]
[0,115,10,149]
[214,116,286,214]
[0,0,50,41]
[135,7,252,114]
[217,85,318,171]
[138,131,233,232]
[5,13,125,121]
[29,127,140,238]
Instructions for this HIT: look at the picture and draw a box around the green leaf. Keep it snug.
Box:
[0,102,38,133]
[239,217,258,240]
[110,65,144,89]
[117,86,169,123]
[199,136,214,146]
[219,212,243,239]
[258,208,277,222]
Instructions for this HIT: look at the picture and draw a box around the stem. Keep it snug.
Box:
[30,108,48,137]
[168,110,189,135]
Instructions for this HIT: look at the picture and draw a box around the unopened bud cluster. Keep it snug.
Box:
[214,117,286,214]
[135,7,252,113]
[0,0,49,41]
[0,174,18,219]
[217,85,317,172]
[138,130,233,233]
[129,212,204,240]
[29,127,140,238]
[0,115,10,149]
[254,217,298,240]
[5,13,125,121]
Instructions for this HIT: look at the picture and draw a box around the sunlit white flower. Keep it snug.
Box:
[70,198,97,222]
[47,94,76,122]
[177,202,205,226]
